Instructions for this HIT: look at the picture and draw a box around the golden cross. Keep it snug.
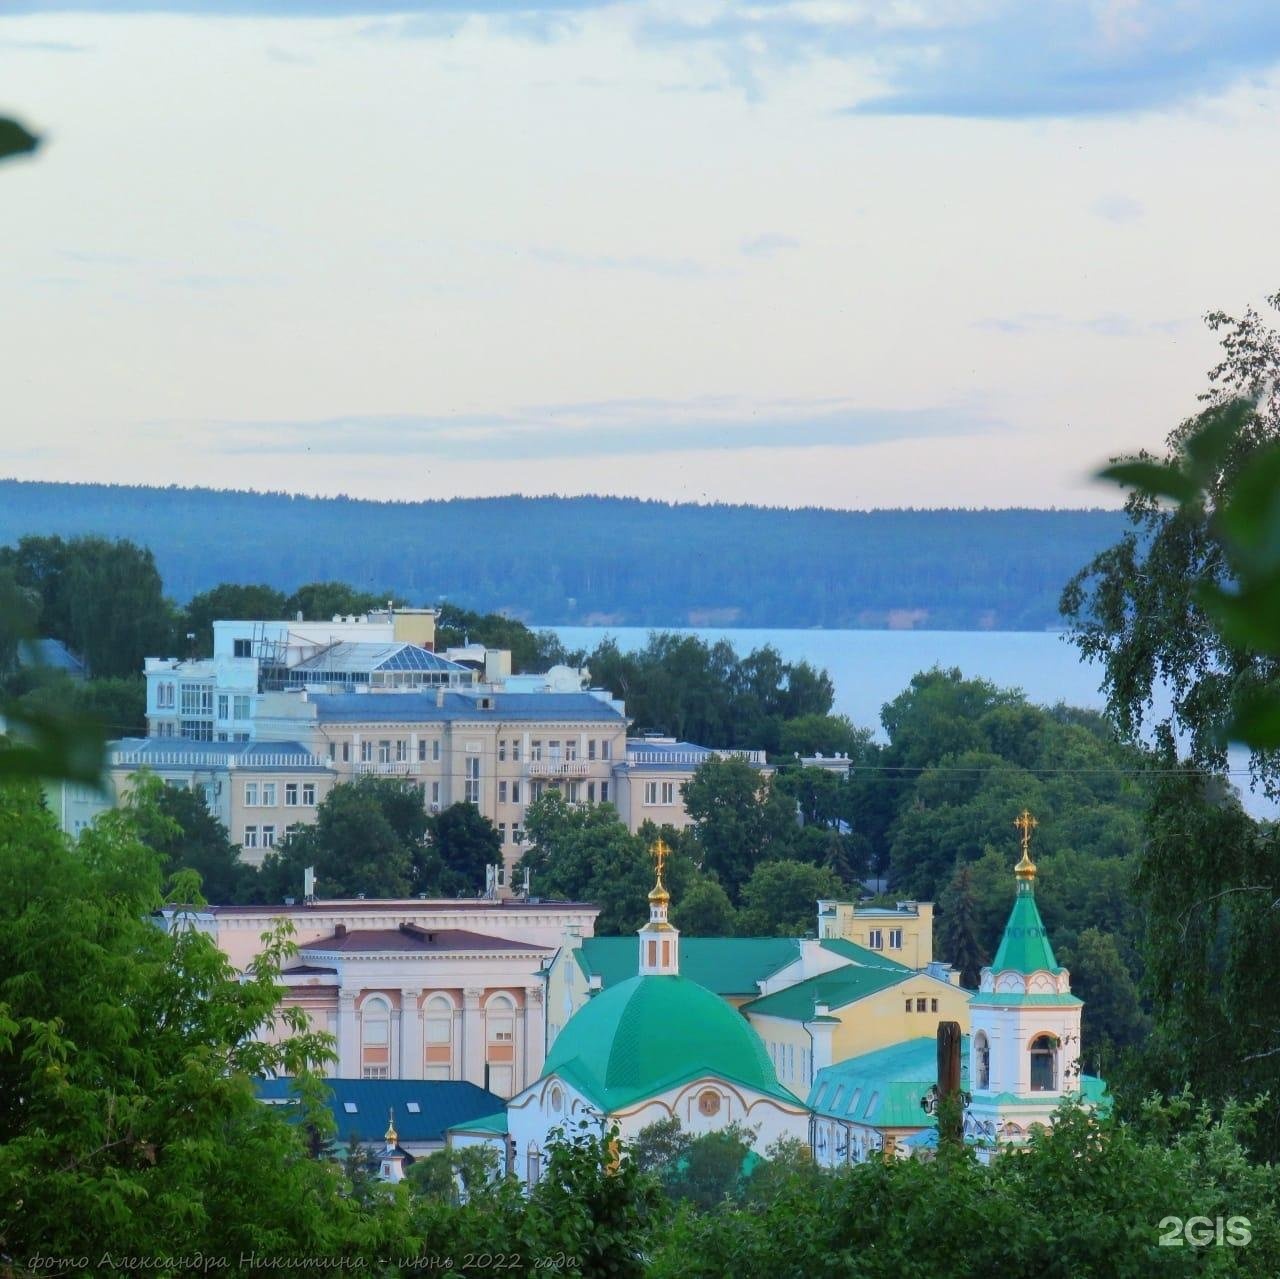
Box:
[1014,809,1038,858]
[652,837,670,884]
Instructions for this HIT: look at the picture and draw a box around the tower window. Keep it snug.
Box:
[1029,1034,1058,1091]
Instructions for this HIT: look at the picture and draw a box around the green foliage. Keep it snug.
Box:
[940,859,986,988]
[283,581,393,621]
[670,877,737,936]
[436,602,568,673]
[427,801,503,890]
[182,583,288,655]
[737,860,844,936]
[10,672,147,739]
[405,1145,499,1204]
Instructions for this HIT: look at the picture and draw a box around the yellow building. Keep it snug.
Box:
[742,942,970,1096]
[817,898,935,970]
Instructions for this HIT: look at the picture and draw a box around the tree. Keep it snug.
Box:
[427,802,502,894]
[670,877,736,936]
[682,756,796,900]
[777,712,870,759]
[256,776,419,900]
[1062,926,1148,1073]
[283,581,390,621]
[660,1124,756,1211]
[0,778,388,1261]
[183,583,288,656]
[13,672,147,739]
[940,859,985,988]
[736,860,844,937]
[128,773,253,903]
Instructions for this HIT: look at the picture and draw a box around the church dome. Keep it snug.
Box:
[542,974,796,1110]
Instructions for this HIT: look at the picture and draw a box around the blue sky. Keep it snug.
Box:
[3,2,1279,506]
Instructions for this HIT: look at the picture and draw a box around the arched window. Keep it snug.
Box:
[527,1143,542,1186]
[975,1032,990,1090]
[1029,1034,1058,1091]
[361,996,391,1079]
[486,994,516,1098]
[549,1085,563,1115]
[424,994,454,1080]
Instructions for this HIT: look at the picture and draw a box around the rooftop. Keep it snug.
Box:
[308,690,625,724]
[110,737,329,771]
[301,924,549,955]
[808,1036,970,1129]
[742,959,922,1021]
[255,1077,503,1145]
[290,642,471,676]
[573,936,803,995]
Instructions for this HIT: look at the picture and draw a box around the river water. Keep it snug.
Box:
[549,625,1273,818]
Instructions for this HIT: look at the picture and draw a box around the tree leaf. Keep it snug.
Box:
[0,117,39,163]
[1230,692,1280,749]
[1097,461,1198,504]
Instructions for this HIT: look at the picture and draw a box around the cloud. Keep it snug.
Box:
[527,246,708,277]
[642,1,1280,119]
[1091,193,1144,223]
[188,394,1004,461]
[740,232,799,257]
[972,311,1180,337]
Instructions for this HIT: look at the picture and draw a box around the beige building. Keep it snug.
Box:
[818,898,936,970]
[165,896,599,1098]
[610,736,770,834]
[255,688,629,870]
[106,738,337,864]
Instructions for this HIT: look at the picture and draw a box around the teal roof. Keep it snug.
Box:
[741,963,911,1021]
[446,1110,508,1136]
[574,936,802,996]
[973,992,1082,1007]
[818,937,911,971]
[543,974,801,1111]
[808,1037,969,1129]
[990,883,1061,974]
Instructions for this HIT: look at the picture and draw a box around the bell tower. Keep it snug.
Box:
[638,837,680,976]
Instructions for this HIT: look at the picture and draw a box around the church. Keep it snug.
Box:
[502,840,810,1183]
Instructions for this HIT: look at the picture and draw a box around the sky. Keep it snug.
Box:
[3,1,1280,509]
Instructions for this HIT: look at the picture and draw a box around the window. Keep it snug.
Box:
[931,998,938,1012]
[361,997,391,1079]
[527,1145,542,1187]
[548,739,560,761]
[916,997,927,1012]
[565,740,577,762]
[644,781,658,805]
[302,783,316,805]
[498,781,508,804]
[587,781,596,803]
[660,781,675,805]
[511,781,521,804]
[1030,1034,1058,1091]
[360,741,372,763]
[975,1033,990,1089]
[905,998,913,1012]
[512,824,523,845]
[233,694,251,719]
[432,739,441,762]
[181,720,213,741]
[217,694,229,719]
[498,740,507,762]
[425,995,453,1079]
[430,781,441,805]
[530,781,545,803]
[285,783,298,806]
[588,739,597,761]
[243,825,259,848]
[261,783,276,806]
[181,684,212,715]
[511,740,521,763]
[396,739,408,762]
[600,781,609,803]
[157,682,175,709]
[465,756,480,804]
[328,742,336,761]
[868,929,883,950]
[244,782,259,806]
[418,739,427,762]
[261,825,276,848]
[378,740,391,764]
[498,822,507,843]
[342,742,351,762]
[530,740,542,762]
[566,781,580,803]
[889,928,903,949]
[233,638,252,658]
[601,739,612,761]
[786,1044,794,1080]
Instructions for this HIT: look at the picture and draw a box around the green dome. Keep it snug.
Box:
[543,974,798,1110]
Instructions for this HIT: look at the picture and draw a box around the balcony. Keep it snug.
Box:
[526,758,591,777]
[354,761,421,777]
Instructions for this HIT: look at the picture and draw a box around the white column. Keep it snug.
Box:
[524,985,546,1086]
[462,987,485,1089]
[337,991,359,1076]
[400,989,423,1079]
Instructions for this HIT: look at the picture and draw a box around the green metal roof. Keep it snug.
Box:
[973,992,1082,1007]
[990,883,1061,974]
[818,937,911,971]
[542,974,801,1111]
[446,1110,508,1136]
[808,1037,969,1129]
[574,936,802,995]
[741,962,910,1021]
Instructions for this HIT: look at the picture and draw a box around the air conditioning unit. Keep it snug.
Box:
[429,802,440,814]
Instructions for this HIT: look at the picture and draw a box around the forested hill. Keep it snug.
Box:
[0,481,1127,630]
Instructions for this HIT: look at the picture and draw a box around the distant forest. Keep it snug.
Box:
[0,481,1128,630]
